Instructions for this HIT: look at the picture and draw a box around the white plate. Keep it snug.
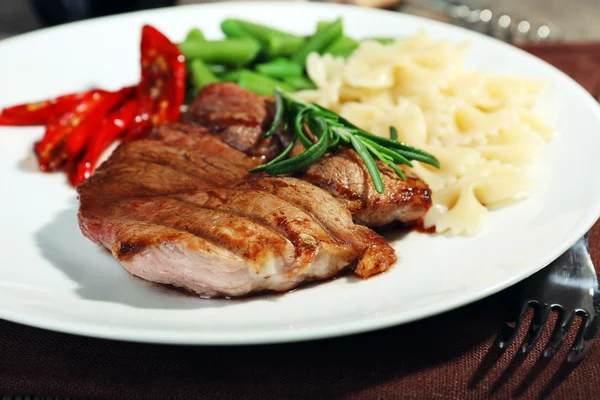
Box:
[1,2,599,345]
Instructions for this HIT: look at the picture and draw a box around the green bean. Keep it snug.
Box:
[256,58,303,79]
[291,18,343,65]
[185,28,205,42]
[323,35,358,57]
[207,64,228,75]
[178,39,260,66]
[317,20,357,57]
[266,35,305,57]
[220,69,243,82]
[330,45,355,58]
[229,19,295,42]
[389,126,398,141]
[225,19,305,57]
[316,21,330,32]
[189,59,220,93]
[283,76,316,91]
[220,19,256,41]
[238,70,295,96]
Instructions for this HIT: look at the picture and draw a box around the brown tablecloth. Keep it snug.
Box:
[2,42,600,400]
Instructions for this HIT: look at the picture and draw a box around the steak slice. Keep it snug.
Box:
[77,131,396,298]
[181,82,282,159]
[78,125,259,202]
[302,149,432,227]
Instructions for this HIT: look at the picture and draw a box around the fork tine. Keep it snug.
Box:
[521,303,551,354]
[499,301,530,349]
[568,312,600,363]
[567,313,591,363]
[544,309,575,358]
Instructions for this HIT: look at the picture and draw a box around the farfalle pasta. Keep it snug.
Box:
[296,31,554,235]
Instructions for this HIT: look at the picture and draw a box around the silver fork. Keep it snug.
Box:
[499,232,600,363]
[404,0,557,43]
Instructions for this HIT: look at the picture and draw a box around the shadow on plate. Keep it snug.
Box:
[34,200,236,310]
[34,199,361,310]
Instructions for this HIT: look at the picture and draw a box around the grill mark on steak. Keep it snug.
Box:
[93,197,296,273]
[186,188,345,245]
[242,176,396,277]
[242,177,354,247]
[174,193,299,254]
[175,192,309,253]
[173,189,357,275]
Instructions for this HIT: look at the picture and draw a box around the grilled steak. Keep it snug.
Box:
[78,126,258,199]
[77,128,395,297]
[302,149,431,227]
[77,83,432,297]
[181,82,283,159]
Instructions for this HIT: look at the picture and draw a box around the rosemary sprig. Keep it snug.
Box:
[250,88,440,193]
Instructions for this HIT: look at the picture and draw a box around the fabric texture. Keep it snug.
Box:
[2,42,600,400]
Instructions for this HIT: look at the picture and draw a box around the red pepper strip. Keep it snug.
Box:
[68,98,138,186]
[33,86,134,171]
[62,86,135,165]
[34,90,110,171]
[123,25,186,141]
[169,52,186,121]
[122,90,155,141]
[139,25,186,123]
[0,91,96,126]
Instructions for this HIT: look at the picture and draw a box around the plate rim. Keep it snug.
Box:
[1,1,600,345]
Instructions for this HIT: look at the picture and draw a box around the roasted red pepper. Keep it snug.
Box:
[4,25,186,186]
[124,24,186,141]
[68,98,138,186]
[34,86,133,171]
[0,91,95,126]
[62,86,134,165]
[34,90,109,171]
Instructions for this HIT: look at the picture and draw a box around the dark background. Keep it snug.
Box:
[0,0,177,40]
